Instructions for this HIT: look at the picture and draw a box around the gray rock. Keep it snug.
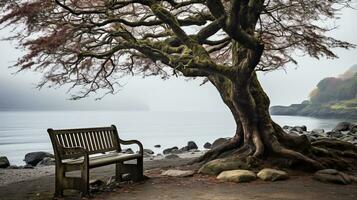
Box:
[217,170,256,183]
[283,125,293,130]
[163,146,179,155]
[314,169,352,185]
[257,168,289,181]
[121,148,134,154]
[211,138,229,149]
[24,152,54,166]
[203,142,212,149]
[333,122,353,132]
[187,141,198,150]
[165,154,180,159]
[180,146,189,152]
[326,131,343,138]
[312,129,325,134]
[36,157,55,166]
[161,169,195,177]
[143,149,154,155]
[0,156,10,168]
[154,144,161,148]
[291,126,307,133]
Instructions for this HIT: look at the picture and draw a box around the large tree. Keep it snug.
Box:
[1,0,357,171]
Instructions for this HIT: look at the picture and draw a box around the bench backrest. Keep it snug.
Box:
[48,125,121,159]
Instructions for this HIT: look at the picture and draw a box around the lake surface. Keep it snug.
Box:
[0,111,346,165]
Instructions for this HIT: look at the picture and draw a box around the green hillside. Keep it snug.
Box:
[271,65,357,119]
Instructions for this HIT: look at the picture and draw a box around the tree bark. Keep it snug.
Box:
[195,45,357,171]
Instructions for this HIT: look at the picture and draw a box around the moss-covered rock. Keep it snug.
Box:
[198,158,249,175]
[257,168,289,181]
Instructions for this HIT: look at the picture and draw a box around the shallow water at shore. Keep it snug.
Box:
[0,111,347,165]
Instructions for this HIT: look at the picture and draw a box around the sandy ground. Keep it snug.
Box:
[98,171,357,200]
[1,152,357,200]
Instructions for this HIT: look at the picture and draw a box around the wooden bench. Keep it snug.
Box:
[47,125,143,198]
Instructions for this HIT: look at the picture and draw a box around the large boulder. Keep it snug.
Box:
[24,152,54,166]
[211,138,229,149]
[333,122,353,132]
[257,168,289,181]
[0,156,10,168]
[198,158,249,175]
[217,170,256,183]
[203,142,212,149]
[161,169,195,177]
[313,169,352,185]
[163,146,179,154]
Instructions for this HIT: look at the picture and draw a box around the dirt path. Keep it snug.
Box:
[1,158,357,200]
[98,172,357,200]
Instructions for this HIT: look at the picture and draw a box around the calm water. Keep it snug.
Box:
[0,111,345,165]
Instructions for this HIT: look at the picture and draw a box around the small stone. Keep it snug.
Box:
[312,129,325,134]
[217,170,256,183]
[180,146,189,152]
[291,126,307,133]
[0,156,10,168]
[163,147,179,155]
[144,149,154,154]
[161,169,195,177]
[203,142,212,149]
[257,168,289,181]
[165,154,180,159]
[326,131,343,138]
[154,145,161,148]
[283,125,293,130]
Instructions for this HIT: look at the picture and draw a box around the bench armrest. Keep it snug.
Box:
[119,139,144,156]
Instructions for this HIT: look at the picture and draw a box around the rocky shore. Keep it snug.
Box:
[1,121,357,188]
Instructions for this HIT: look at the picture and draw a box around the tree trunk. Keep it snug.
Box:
[195,70,357,171]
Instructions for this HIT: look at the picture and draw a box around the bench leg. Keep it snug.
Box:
[54,166,64,198]
[81,164,90,197]
[115,162,124,182]
[133,157,144,182]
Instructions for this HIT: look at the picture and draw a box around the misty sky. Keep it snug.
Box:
[0,8,356,112]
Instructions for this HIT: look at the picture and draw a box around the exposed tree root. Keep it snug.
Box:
[194,128,357,172]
